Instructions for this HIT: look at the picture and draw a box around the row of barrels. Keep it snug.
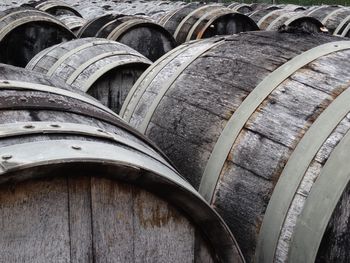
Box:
[0,45,243,263]
[2,0,350,72]
[0,1,350,263]
[0,3,243,263]
[17,27,350,263]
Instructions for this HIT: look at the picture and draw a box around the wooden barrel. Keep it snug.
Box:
[250,9,326,33]
[171,5,258,44]
[78,14,177,61]
[26,0,83,18]
[57,14,86,34]
[0,7,75,67]
[305,5,350,36]
[227,3,252,14]
[26,38,151,114]
[277,4,306,11]
[0,63,243,263]
[120,31,350,262]
[158,3,202,36]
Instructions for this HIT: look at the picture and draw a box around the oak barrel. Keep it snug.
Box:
[305,5,350,36]
[25,0,83,18]
[0,63,243,263]
[250,9,325,32]
[170,5,258,44]
[120,31,350,262]
[0,7,75,67]
[78,14,176,61]
[158,3,258,43]
[57,14,86,34]
[26,38,152,113]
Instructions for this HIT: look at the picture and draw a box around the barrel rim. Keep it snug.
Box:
[0,139,245,263]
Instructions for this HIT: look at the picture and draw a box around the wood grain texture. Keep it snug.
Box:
[0,177,70,263]
[68,176,93,263]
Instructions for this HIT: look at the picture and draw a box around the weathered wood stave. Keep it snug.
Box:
[0,7,75,67]
[0,63,243,263]
[121,31,350,263]
[26,38,152,114]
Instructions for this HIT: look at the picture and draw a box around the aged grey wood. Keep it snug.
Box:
[68,176,93,263]
[306,6,350,35]
[0,7,75,67]
[26,38,151,113]
[91,177,134,262]
[0,177,71,263]
[77,14,177,62]
[121,30,350,262]
[173,5,258,44]
[133,185,195,263]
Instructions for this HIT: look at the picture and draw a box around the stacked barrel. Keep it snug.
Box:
[0,0,350,263]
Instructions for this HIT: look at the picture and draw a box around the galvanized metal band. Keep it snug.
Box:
[173,4,221,40]
[196,10,235,39]
[0,80,121,120]
[120,42,194,119]
[107,19,150,40]
[321,7,344,24]
[227,3,238,9]
[185,8,232,42]
[265,13,289,31]
[333,14,350,35]
[37,2,82,17]
[198,41,350,203]
[26,43,61,70]
[283,14,316,27]
[341,21,350,37]
[288,127,350,263]
[0,139,192,194]
[232,3,250,12]
[46,40,113,77]
[95,19,118,36]
[79,57,151,92]
[138,39,225,134]
[159,4,190,26]
[248,10,260,18]
[0,121,172,171]
[66,51,148,86]
[0,15,70,41]
[76,18,95,37]
[0,139,243,263]
[35,0,68,9]
[306,5,326,15]
[255,82,350,263]
[257,9,280,27]
[0,9,48,23]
